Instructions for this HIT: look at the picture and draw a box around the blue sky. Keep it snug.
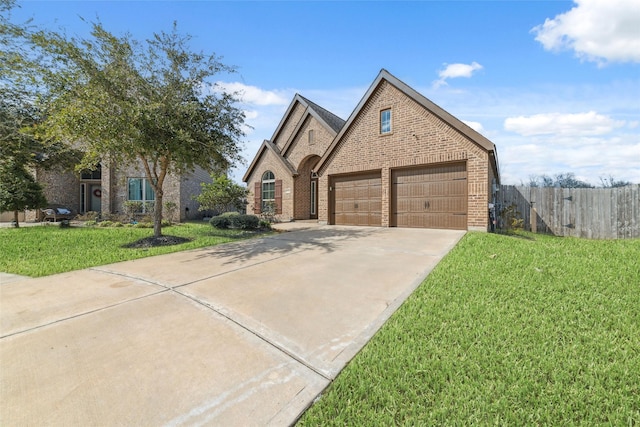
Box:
[11,0,640,185]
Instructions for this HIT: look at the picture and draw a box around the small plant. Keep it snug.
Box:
[123,201,143,219]
[77,211,99,221]
[143,201,155,215]
[499,203,524,232]
[59,219,71,228]
[260,201,278,224]
[259,219,272,230]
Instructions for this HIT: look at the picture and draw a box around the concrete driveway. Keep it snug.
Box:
[1,225,464,426]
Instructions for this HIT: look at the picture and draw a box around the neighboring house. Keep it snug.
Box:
[244,69,500,231]
[22,162,210,222]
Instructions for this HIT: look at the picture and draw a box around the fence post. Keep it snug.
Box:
[530,203,537,233]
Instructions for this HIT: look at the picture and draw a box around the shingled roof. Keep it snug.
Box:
[298,95,345,134]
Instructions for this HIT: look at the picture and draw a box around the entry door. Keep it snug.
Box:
[90,184,102,212]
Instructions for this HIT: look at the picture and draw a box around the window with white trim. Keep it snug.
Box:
[380,108,392,134]
[128,178,155,212]
[261,171,275,212]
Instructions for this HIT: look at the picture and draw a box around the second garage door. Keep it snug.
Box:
[332,172,381,226]
[392,163,467,230]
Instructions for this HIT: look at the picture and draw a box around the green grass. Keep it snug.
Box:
[298,232,640,426]
[0,222,269,277]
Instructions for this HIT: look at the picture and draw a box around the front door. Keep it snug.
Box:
[89,184,102,212]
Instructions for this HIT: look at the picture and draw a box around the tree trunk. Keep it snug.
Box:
[154,191,163,238]
[13,210,20,228]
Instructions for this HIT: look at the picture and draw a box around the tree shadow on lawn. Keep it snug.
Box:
[193,226,378,265]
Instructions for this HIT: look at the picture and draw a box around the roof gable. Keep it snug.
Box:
[242,139,297,182]
[280,98,345,158]
[315,69,498,174]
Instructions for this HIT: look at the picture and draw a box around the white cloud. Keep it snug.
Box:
[462,120,485,134]
[214,81,290,106]
[532,0,640,64]
[504,112,626,136]
[433,62,483,88]
[500,136,640,185]
[230,80,639,186]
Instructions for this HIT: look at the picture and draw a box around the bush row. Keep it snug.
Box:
[209,213,267,230]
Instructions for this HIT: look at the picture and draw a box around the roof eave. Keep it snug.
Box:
[242,140,298,182]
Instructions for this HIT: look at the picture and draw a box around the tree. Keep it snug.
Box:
[599,175,631,188]
[528,172,593,188]
[1,0,81,225]
[31,22,245,238]
[0,162,47,225]
[196,173,248,215]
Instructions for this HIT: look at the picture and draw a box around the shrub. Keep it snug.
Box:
[500,203,524,232]
[220,211,240,218]
[229,214,260,230]
[98,220,114,227]
[259,219,271,230]
[134,222,153,228]
[123,201,143,218]
[210,213,260,230]
[210,215,230,229]
[260,201,278,223]
[77,211,99,221]
[85,220,97,227]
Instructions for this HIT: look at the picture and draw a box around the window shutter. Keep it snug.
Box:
[275,179,282,214]
[254,182,261,214]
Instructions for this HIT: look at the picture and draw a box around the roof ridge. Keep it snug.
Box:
[298,95,346,133]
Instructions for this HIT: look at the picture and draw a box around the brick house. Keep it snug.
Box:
[20,163,210,222]
[244,69,500,231]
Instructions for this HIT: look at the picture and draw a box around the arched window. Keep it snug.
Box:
[261,171,276,212]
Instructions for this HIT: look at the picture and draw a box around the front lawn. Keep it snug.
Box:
[298,232,640,425]
[0,222,268,277]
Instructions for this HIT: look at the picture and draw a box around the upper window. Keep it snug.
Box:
[81,165,102,180]
[380,109,392,134]
[308,129,315,144]
[261,171,275,211]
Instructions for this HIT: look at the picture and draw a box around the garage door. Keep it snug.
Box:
[332,172,381,226]
[392,163,467,230]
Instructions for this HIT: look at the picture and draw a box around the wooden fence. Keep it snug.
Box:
[498,185,639,239]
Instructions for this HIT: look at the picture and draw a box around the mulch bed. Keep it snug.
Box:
[122,235,192,249]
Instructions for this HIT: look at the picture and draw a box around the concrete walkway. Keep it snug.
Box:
[1,225,464,426]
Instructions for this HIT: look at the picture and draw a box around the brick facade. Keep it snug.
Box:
[18,162,212,223]
[247,70,499,230]
[245,95,342,221]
